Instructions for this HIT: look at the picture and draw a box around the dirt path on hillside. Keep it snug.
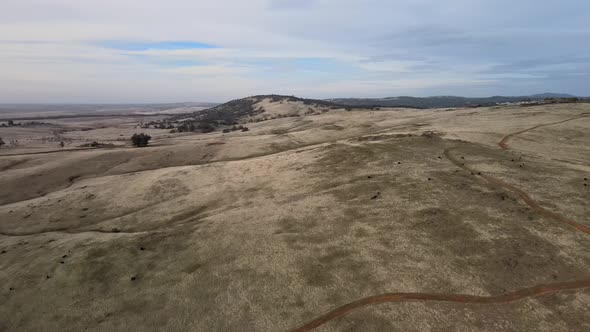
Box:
[291,113,590,331]
[0,147,113,157]
[291,145,590,331]
[444,147,590,235]
[498,113,590,149]
[290,278,590,332]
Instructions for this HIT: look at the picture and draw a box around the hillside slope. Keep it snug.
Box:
[180,95,345,125]
[1,102,590,331]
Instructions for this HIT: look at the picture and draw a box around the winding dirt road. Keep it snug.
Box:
[0,147,109,157]
[498,113,590,149]
[3,112,589,330]
[444,147,590,236]
[291,278,590,332]
[291,112,590,331]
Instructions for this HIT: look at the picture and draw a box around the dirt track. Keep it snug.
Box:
[0,147,109,157]
[2,103,589,331]
[444,147,590,236]
[290,113,590,331]
[291,278,590,332]
[498,113,590,149]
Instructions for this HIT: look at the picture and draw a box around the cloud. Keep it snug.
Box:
[0,0,589,102]
[269,0,317,10]
[163,64,254,76]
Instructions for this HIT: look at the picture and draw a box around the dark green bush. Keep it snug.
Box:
[131,133,151,147]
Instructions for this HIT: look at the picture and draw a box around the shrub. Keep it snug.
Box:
[222,128,231,133]
[177,122,195,132]
[0,137,4,147]
[196,122,215,133]
[241,127,249,132]
[131,133,151,147]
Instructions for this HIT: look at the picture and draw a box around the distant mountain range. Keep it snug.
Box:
[326,93,580,109]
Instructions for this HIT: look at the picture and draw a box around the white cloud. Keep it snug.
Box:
[162,65,254,76]
[358,61,425,74]
[0,0,589,102]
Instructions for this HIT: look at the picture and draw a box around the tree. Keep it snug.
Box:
[7,120,14,126]
[0,137,4,147]
[196,122,215,133]
[59,141,64,148]
[177,122,195,132]
[131,133,151,147]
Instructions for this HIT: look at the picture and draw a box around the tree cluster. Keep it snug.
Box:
[131,133,152,147]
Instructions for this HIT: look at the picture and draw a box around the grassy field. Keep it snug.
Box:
[1,101,589,331]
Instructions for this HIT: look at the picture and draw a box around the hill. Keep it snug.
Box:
[1,102,590,330]
[168,93,584,134]
[176,94,346,125]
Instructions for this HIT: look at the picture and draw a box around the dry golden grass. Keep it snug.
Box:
[1,102,589,331]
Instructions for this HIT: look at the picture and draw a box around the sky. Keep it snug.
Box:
[1,0,589,103]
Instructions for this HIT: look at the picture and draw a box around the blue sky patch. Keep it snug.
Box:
[99,40,216,51]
